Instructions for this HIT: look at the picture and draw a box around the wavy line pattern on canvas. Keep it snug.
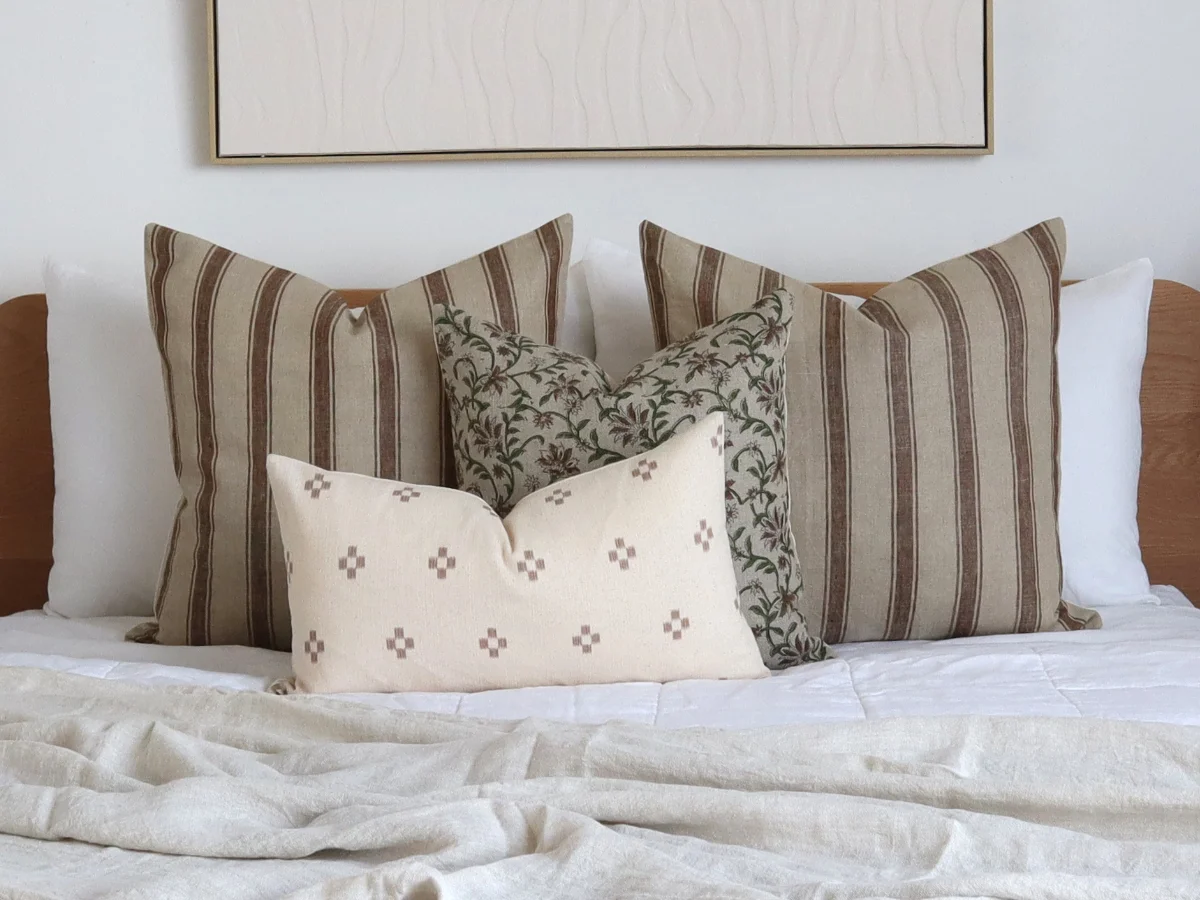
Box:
[216,0,987,156]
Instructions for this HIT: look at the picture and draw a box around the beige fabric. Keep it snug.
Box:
[270,413,767,693]
[432,293,827,669]
[642,220,1101,643]
[3,668,1200,897]
[145,217,571,649]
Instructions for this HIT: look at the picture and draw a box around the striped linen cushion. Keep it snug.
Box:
[641,219,1101,644]
[141,217,571,649]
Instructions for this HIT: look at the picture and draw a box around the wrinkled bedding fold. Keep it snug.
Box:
[1,666,1199,898]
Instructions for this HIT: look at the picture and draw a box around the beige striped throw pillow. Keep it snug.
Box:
[140,217,571,648]
[641,219,1101,644]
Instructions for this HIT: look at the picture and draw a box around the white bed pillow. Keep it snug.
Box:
[586,245,1156,606]
[584,239,655,378]
[1058,260,1155,606]
[561,261,597,360]
[42,261,596,619]
[44,262,179,617]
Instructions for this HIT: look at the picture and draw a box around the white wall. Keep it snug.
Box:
[2,0,1199,302]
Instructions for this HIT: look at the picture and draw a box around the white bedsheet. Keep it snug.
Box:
[2,587,1197,729]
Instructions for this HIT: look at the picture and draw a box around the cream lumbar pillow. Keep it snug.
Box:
[268,413,768,693]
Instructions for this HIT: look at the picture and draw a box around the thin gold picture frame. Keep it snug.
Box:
[207,0,994,165]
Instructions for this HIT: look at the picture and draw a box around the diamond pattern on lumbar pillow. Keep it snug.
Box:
[269,414,768,693]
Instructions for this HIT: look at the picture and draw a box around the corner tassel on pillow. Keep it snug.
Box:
[124,622,159,644]
[268,676,298,696]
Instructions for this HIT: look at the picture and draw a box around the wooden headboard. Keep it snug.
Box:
[2,282,1198,616]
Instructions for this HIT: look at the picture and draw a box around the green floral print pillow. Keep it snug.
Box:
[432,291,828,668]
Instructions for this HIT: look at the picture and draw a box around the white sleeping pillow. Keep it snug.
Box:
[44,262,179,617]
[560,261,597,360]
[1058,259,1155,606]
[587,246,1156,606]
[583,240,658,379]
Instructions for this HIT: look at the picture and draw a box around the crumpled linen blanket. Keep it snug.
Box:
[0,666,1198,899]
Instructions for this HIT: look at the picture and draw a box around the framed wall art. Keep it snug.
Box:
[209,0,993,163]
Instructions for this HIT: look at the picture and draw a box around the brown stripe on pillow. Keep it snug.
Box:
[482,246,518,333]
[422,270,452,307]
[969,247,1040,632]
[245,267,292,648]
[820,299,852,645]
[365,299,401,481]
[911,267,983,639]
[641,218,1099,644]
[535,218,566,344]
[187,244,235,645]
[144,216,572,648]
[639,221,671,349]
[857,300,918,641]
[694,245,724,328]
[156,514,182,624]
[308,292,343,470]
[147,226,182,479]
[758,266,785,302]
[420,271,459,488]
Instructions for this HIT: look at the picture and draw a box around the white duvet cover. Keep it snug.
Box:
[3,587,1198,729]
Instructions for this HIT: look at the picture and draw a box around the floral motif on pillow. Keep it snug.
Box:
[433,291,828,668]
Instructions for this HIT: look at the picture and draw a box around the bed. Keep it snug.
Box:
[0,587,1197,728]
[2,283,1200,897]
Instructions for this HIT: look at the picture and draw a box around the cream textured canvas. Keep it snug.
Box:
[269,414,768,694]
[213,0,989,158]
[142,217,571,650]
